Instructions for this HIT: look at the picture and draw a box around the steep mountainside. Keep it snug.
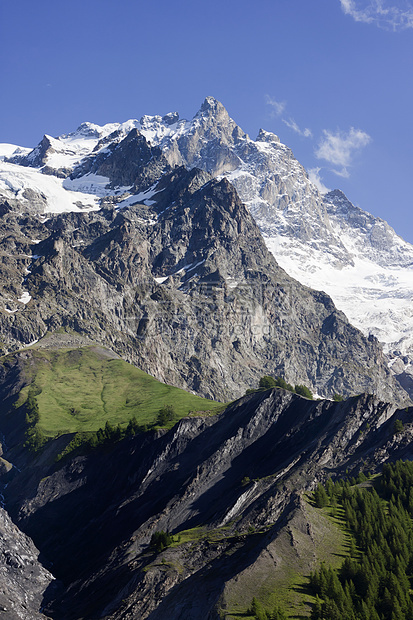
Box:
[0,161,407,403]
[0,359,412,619]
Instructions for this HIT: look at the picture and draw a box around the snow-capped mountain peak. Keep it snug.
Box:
[256,128,281,144]
[63,121,106,139]
[1,98,412,393]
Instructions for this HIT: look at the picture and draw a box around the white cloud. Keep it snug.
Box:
[265,96,312,137]
[308,168,331,194]
[331,167,351,179]
[265,95,286,116]
[339,0,413,30]
[282,118,313,138]
[315,127,371,177]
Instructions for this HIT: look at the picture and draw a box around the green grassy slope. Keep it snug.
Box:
[14,346,222,437]
[221,497,350,619]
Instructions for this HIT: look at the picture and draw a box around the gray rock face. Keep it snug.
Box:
[0,164,408,405]
[136,97,247,177]
[0,507,56,618]
[9,135,54,169]
[123,99,413,396]
[8,135,72,179]
[324,189,413,269]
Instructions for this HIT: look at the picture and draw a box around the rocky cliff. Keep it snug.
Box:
[0,506,57,619]
[0,159,407,404]
[66,97,410,395]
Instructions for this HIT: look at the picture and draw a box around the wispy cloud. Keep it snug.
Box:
[339,0,413,30]
[265,96,312,138]
[265,95,286,117]
[282,118,313,138]
[315,127,371,177]
[308,168,331,194]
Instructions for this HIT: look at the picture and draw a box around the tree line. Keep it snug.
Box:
[56,405,177,461]
[246,375,314,399]
[310,461,413,619]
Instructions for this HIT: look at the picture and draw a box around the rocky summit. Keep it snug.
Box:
[0,98,413,618]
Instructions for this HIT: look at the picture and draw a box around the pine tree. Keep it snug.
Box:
[313,483,329,508]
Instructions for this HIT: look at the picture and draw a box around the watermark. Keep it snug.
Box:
[123,279,294,340]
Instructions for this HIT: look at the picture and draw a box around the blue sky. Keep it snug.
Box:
[1,0,413,242]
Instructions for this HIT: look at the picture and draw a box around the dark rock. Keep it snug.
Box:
[0,200,11,216]
[71,128,171,191]
[0,387,409,619]
[8,135,54,168]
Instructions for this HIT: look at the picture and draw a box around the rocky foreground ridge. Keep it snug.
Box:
[0,362,412,618]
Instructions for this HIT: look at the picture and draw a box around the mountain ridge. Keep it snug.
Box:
[2,97,412,395]
[0,159,407,404]
[0,361,411,618]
